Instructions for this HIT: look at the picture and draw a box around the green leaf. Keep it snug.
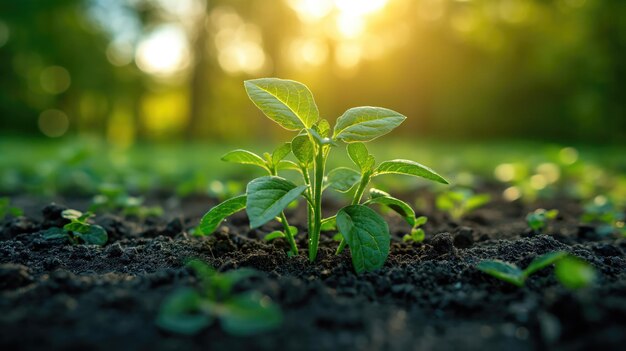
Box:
[156,288,213,335]
[74,224,108,245]
[219,292,282,336]
[246,177,307,228]
[374,159,448,184]
[264,231,286,241]
[272,142,292,165]
[326,167,361,193]
[477,260,525,287]
[465,194,491,212]
[315,119,331,138]
[404,228,425,242]
[523,251,567,277]
[244,78,319,130]
[291,134,314,165]
[347,143,375,172]
[369,188,390,199]
[333,107,406,143]
[364,195,416,227]
[198,195,247,235]
[42,227,69,241]
[221,149,269,172]
[555,256,595,289]
[545,209,559,219]
[414,216,428,227]
[276,160,301,172]
[336,205,390,273]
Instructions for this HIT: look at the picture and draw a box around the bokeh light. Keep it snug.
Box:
[38,109,69,138]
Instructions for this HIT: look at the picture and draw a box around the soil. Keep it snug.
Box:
[1,187,625,351]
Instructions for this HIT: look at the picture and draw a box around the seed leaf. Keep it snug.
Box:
[74,224,108,245]
[291,134,314,165]
[374,159,448,184]
[244,78,319,130]
[365,195,416,227]
[198,195,247,235]
[555,256,595,289]
[320,216,337,231]
[523,251,567,277]
[156,288,213,335]
[246,176,307,228]
[327,167,361,193]
[221,150,269,172]
[477,260,525,287]
[333,107,406,143]
[219,291,282,336]
[336,205,390,273]
[61,209,83,220]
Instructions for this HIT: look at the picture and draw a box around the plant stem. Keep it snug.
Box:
[301,166,314,239]
[309,146,326,262]
[336,173,370,255]
[279,212,298,255]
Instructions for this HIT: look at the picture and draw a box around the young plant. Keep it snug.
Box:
[402,215,428,243]
[526,208,559,233]
[0,197,23,218]
[436,188,490,220]
[581,197,626,237]
[477,251,595,289]
[42,209,108,245]
[156,259,281,336]
[197,78,448,273]
[90,184,163,218]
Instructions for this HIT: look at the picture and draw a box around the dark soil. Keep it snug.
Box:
[1,188,625,351]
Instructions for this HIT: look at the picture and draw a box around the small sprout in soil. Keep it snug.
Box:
[90,184,163,218]
[198,78,448,273]
[402,216,428,243]
[42,209,108,246]
[477,251,595,289]
[526,208,559,233]
[0,197,23,218]
[436,188,490,220]
[156,259,282,336]
[581,196,626,237]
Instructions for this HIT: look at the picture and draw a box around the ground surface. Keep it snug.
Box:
[1,188,625,351]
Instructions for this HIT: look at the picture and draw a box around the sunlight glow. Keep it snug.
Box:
[211,7,268,75]
[135,25,190,76]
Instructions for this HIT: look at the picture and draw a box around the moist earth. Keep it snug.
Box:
[0,189,625,351]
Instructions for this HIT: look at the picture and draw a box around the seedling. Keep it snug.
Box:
[90,184,163,218]
[477,251,595,289]
[42,209,108,245]
[581,196,626,237]
[526,208,559,233]
[156,259,281,336]
[198,78,448,273]
[0,197,23,218]
[402,216,428,243]
[436,188,490,220]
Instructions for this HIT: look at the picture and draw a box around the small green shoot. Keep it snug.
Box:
[581,196,626,237]
[156,260,282,336]
[90,184,163,218]
[436,188,490,220]
[477,251,595,289]
[402,216,428,243]
[0,197,23,218]
[42,209,108,245]
[197,78,448,273]
[526,208,559,233]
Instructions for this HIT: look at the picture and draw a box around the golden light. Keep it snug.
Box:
[211,7,269,75]
[286,0,333,22]
[289,38,329,67]
[335,0,388,15]
[135,25,190,76]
